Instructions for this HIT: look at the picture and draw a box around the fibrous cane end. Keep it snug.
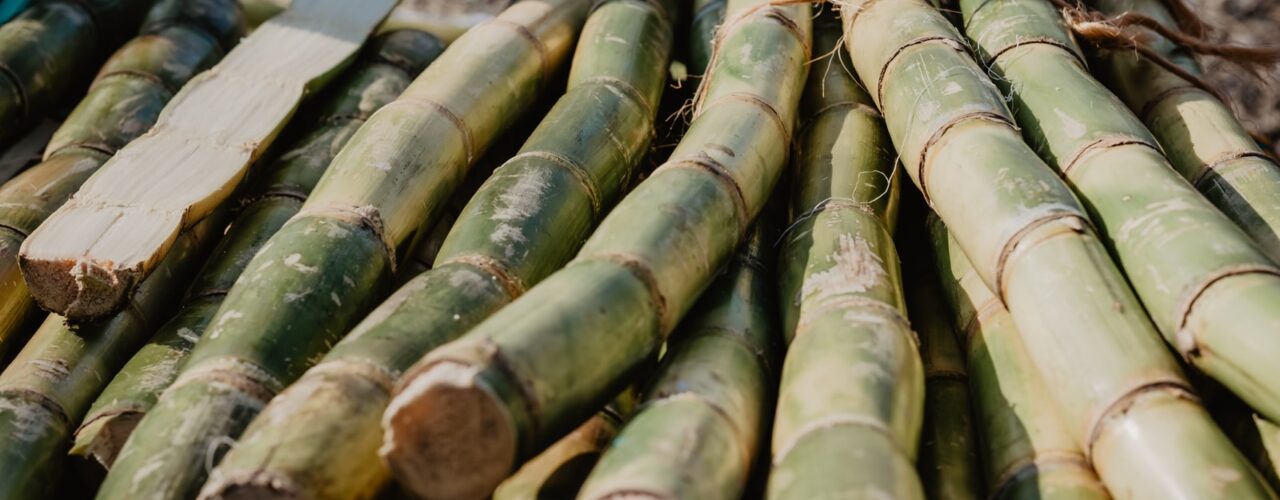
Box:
[380,361,516,500]
[18,256,134,321]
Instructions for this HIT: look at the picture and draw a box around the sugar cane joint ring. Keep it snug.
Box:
[1083,381,1198,463]
[443,253,528,299]
[581,250,670,336]
[993,211,1093,304]
[873,36,967,110]
[1173,264,1280,348]
[1060,136,1160,177]
[395,96,476,166]
[916,111,1013,204]
[1193,150,1278,189]
[488,20,551,93]
[984,36,1081,67]
[590,0,673,30]
[499,150,604,217]
[656,154,750,237]
[692,2,809,116]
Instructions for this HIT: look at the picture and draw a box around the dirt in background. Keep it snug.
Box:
[1194,0,1280,146]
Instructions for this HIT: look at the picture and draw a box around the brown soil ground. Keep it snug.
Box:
[1194,0,1280,147]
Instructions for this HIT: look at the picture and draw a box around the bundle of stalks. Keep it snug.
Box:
[18,0,400,321]
[840,0,1272,497]
[380,1,810,498]
[199,0,666,497]
[97,2,591,499]
[1087,0,1280,260]
[960,0,1280,429]
[580,214,777,500]
[0,0,151,146]
[0,0,242,366]
[68,29,443,471]
[767,13,923,499]
[932,220,1111,500]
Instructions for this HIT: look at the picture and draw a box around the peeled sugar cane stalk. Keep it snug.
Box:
[68,30,443,470]
[766,14,922,499]
[18,0,400,321]
[98,2,591,499]
[1091,0,1280,261]
[495,395,635,500]
[907,236,982,500]
[0,211,224,499]
[961,0,1280,431]
[931,219,1110,500]
[0,0,242,366]
[202,2,666,498]
[0,0,151,146]
[242,0,512,41]
[839,1,1273,497]
[380,2,810,498]
[580,214,778,500]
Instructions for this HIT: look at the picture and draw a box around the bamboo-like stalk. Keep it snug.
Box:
[380,2,810,498]
[67,30,443,470]
[0,0,241,375]
[840,1,1273,498]
[907,234,983,500]
[200,3,664,498]
[931,220,1111,500]
[765,15,922,498]
[495,395,634,500]
[0,212,222,499]
[579,215,777,500]
[1090,0,1280,262]
[97,3,591,499]
[689,0,725,74]
[0,0,151,146]
[961,0,1280,431]
[18,0,400,321]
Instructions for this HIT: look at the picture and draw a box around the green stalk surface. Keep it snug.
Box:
[840,1,1272,498]
[96,2,591,499]
[68,30,442,470]
[767,14,923,499]
[379,1,810,499]
[201,1,668,498]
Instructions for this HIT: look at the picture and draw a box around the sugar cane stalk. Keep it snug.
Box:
[18,0,401,321]
[67,30,443,470]
[961,0,1280,432]
[0,0,151,146]
[0,0,242,365]
[840,0,1273,497]
[0,211,223,499]
[766,14,923,498]
[1091,0,1280,262]
[579,215,778,500]
[96,3,591,499]
[906,227,983,500]
[380,2,810,498]
[200,2,667,498]
[932,219,1111,500]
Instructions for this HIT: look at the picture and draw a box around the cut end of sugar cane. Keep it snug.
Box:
[381,361,517,500]
[68,411,143,468]
[15,0,398,322]
[18,205,179,319]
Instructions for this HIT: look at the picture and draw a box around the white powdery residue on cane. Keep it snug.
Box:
[801,233,886,303]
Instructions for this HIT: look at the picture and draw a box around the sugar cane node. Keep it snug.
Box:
[499,150,604,216]
[395,96,478,165]
[167,356,284,403]
[691,2,809,115]
[288,202,397,273]
[1059,137,1157,175]
[490,19,553,90]
[1174,263,1280,337]
[1195,151,1279,188]
[1083,381,1199,459]
[654,155,750,236]
[916,111,1014,203]
[444,253,528,297]
[992,212,1091,300]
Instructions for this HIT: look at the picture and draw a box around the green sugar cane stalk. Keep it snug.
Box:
[766,13,923,499]
[96,2,592,499]
[839,0,1272,497]
[67,29,443,470]
[0,0,153,146]
[1091,0,1280,262]
[0,211,224,499]
[961,0,1280,435]
[904,222,983,500]
[0,0,242,365]
[579,214,778,500]
[202,2,671,498]
[379,1,810,498]
[932,218,1111,500]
